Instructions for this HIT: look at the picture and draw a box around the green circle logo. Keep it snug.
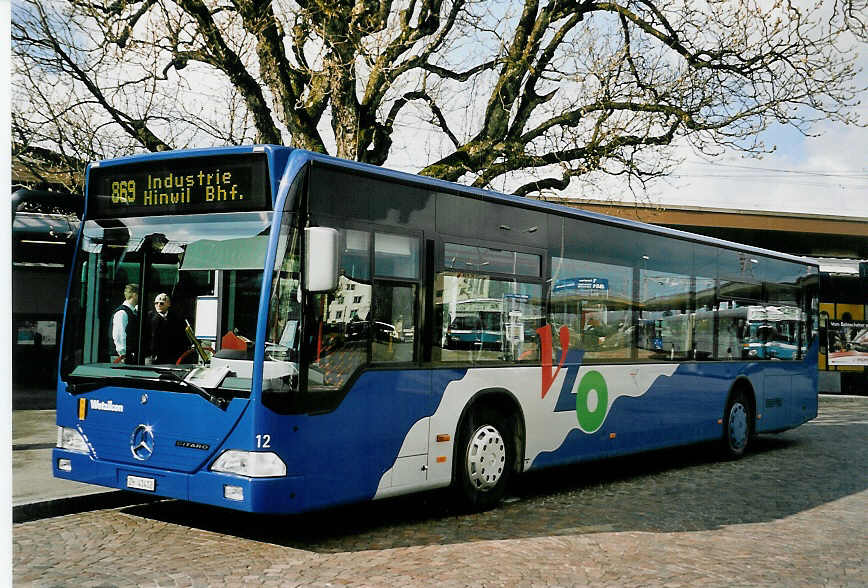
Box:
[576,370,608,432]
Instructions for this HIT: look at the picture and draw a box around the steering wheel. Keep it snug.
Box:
[175,348,197,365]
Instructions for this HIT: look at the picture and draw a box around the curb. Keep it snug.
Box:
[819,394,868,402]
[13,491,161,524]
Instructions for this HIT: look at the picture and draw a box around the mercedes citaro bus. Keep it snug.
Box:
[55,145,819,513]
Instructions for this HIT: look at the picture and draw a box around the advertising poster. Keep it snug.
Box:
[828,320,868,366]
[16,320,58,346]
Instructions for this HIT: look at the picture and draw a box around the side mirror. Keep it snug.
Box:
[304,227,341,292]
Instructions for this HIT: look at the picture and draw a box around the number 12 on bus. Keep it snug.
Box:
[55,145,819,514]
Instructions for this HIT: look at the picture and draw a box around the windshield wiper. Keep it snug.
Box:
[155,369,228,410]
[67,376,137,394]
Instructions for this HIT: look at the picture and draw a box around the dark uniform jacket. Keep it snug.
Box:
[147,310,188,364]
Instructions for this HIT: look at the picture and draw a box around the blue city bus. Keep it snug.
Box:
[54,145,820,513]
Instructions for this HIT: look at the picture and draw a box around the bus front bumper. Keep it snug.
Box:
[52,448,304,513]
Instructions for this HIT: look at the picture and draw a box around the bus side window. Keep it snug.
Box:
[307,288,369,389]
[371,232,419,363]
[371,283,416,363]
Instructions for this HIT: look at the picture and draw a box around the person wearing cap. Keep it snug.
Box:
[146,292,189,364]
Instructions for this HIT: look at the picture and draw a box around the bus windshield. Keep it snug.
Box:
[61,211,277,396]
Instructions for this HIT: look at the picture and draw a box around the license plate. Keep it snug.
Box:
[126,475,155,492]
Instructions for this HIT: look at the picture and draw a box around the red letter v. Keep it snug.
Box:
[537,325,570,399]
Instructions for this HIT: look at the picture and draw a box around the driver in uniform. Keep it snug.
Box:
[146,293,189,364]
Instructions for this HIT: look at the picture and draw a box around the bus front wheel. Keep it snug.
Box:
[722,391,753,459]
[454,408,513,511]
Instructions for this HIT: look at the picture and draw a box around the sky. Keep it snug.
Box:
[385,104,868,219]
[647,21,867,219]
[383,71,868,219]
[381,9,868,220]
[654,104,868,218]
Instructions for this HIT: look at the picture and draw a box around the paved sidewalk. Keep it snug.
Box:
[12,410,152,522]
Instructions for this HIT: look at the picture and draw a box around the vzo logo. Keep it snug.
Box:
[537,326,610,433]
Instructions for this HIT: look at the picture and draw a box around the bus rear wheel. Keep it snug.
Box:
[454,408,513,511]
[722,391,753,459]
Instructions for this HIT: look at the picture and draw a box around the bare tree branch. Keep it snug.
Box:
[11,0,866,200]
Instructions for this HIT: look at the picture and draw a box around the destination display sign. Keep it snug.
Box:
[88,153,270,218]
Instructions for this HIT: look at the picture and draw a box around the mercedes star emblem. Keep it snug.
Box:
[130,424,155,461]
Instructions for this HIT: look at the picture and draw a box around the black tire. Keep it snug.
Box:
[722,391,753,459]
[453,407,514,512]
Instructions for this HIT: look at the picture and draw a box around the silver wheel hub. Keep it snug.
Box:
[728,403,748,451]
[466,425,506,491]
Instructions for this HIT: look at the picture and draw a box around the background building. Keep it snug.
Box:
[11,152,82,403]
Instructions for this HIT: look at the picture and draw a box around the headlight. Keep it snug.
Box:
[210,450,286,477]
[57,426,89,453]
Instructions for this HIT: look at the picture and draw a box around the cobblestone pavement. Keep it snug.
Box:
[13,397,868,586]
